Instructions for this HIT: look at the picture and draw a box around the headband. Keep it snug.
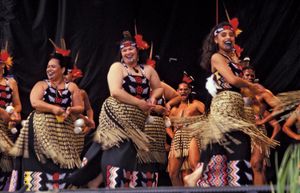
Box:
[120,40,137,49]
[213,25,234,36]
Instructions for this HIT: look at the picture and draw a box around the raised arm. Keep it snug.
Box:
[161,82,181,110]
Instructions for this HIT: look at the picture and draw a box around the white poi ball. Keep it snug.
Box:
[74,126,83,134]
[21,120,27,127]
[11,127,18,134]
[5,106,15,114]
[164,116,172,128]
[74,118,85,127]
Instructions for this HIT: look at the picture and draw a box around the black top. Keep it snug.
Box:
[0,78,13,109]
[43,80,72,109]
[122,63,150,100]
[213,53,243,93]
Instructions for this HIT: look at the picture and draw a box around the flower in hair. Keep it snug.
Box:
[134,34,149,50]
[70,66,83,80]
[229,18,242,37]
[0,49,13,70]
[234,44,244,57]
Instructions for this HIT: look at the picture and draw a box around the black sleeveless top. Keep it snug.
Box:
[0,78,13,109]
[43,80,72,109]
[122,63,150,100]
[213,53,243,93]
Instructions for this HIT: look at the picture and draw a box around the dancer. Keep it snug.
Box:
[0,47,22,190]
[184,22,277,187]
[136,81,181,187]
[241,65,280,185]
[92,31,163,188]
[168,79,205,186]
[9,41,85,191]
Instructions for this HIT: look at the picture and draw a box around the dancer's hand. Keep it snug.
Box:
[52,106,65,116]
[152,105,167,116]
[0,111,11,123]
[137,99,155,112]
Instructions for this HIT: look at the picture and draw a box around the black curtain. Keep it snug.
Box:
[1,0,300,120]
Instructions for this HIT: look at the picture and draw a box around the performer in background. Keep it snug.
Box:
[241,65,281,185]
[282,105,300,143]
[136,81,181,187]
[168,77,205,186]
[0,46,22,191]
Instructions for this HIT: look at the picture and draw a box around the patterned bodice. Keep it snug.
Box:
[213,53,243,93]
[122,63,150,100]
[0,78,12,109]
[43,80,72,109]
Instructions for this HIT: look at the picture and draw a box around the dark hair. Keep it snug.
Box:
[2,65,8,76]
[120,31,135,45]
[242,65,255,73]
[200,22,233,71]
[49,52,72,74]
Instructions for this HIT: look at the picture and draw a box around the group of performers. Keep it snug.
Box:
[0,21,300,191]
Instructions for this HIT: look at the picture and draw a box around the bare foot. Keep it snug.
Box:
[183,163,203,187]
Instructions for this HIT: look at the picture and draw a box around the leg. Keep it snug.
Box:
[188,138,200,171]
[251,147,266,185]
[168,155,184,186]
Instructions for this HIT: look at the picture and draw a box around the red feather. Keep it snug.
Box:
[134,34,149,50]
[71,66,83,80]
[55,47,71,57]
[182,71,194,84]
[146,58,156,68]
[0,51,9,61]
[229,17,239,31]
[234,44,244,57]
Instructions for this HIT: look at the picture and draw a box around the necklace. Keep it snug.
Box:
[132,66,139,73]
[50,80,64,104]
[123,63,139,73]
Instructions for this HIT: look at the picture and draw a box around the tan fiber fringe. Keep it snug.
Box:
[188,91,279,153]
[169,116,204,159]
[0,120,14,172]
[244,106,270,157]
[272,90,300,122]
[10,112,84,169]
[94,97,151,151]
[137,116,166,164]
[0,120,14,153]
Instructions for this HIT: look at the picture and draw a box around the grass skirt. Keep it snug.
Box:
[185,91,278,153]
[10,111,84,169]
[94,97,150,151]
